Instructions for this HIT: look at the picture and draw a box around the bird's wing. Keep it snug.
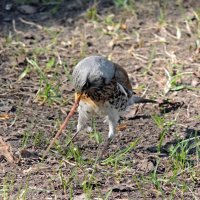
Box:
[117,82,128,97]
[113,62,157,105]
[113,63,133,96]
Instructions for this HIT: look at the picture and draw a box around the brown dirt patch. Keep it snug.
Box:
[0,0,200,199]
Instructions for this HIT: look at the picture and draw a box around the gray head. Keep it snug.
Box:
[72,56,115,92]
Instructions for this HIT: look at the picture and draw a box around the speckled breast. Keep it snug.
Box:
[84,81,129,111]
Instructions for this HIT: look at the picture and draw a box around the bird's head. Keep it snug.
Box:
[73,70,105,93]
[72,56,115,93]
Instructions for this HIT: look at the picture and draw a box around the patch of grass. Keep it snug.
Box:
[86,6,98,21]
[132,175,147,199]
[26,58,63,105]
[169,135,200,169]
[89,118,103,144]
[150,159,164,197]
[104,189,112,200]
[16,177,29,200]
[143,159,198,199]
[58,162,69,194]
[67,144,84,165]
[158,8,167,27]
[142,130,200,199]
[157,0,168,27]
[101,139,139,166]
[81,176,94,199]
[164,64,196,94]
[143,47,156,75]
[193,9,200,37]
[21,130,31,148]
[102,14,128,36]
[114,0,135,12]
[1,175,30,200]
[0,175,15,200]
[21,127,48,148]
[152,115,176,153]
[33,132,48,147]
[18,66,31,81]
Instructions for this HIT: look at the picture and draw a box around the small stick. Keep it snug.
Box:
[65,130,80,148]
[42,93,82,159]
[19,18,43,30]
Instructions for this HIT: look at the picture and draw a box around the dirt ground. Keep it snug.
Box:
[0,0,200,199]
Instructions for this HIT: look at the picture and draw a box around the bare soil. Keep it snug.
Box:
[0,0,200,199]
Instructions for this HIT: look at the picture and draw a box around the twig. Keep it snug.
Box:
[65,130,80,148]
[12,20,25,36]
[163,67,171,94]
[19,18,43,30]
[42,93,82,159]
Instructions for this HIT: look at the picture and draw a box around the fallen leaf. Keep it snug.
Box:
[0,113,15,120]
[108,38,118,48]
[123,105,143,119]
[0,136,15,163]
[16,55,26,64]
[166,171,174,177]
[120,23,127,30]
[116,123,127,131]
[137,159,154,173]
[191,78,199,87]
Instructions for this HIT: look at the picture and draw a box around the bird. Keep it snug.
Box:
[72,55,156,155]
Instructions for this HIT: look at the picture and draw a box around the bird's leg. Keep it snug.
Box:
[65,129,80,148]
[65,103,91,149]
[107,115,118,139]
[97,137,112,161]
[97,112,119,160]
[76,103,91,132]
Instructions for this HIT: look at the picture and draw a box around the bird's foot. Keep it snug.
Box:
[96,139,111,161]
[86,126,93,133]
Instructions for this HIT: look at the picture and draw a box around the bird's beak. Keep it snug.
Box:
[75,91,83,101]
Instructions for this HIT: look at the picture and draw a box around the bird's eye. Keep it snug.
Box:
[84,81,89,87]
[82,81,90,90]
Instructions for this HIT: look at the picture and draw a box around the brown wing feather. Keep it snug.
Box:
[113,63,132,90]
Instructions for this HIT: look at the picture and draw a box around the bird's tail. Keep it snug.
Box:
[128,95,157,105]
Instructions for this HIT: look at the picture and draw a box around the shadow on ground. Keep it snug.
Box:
[0,0,114,34]
[148,127,200,156]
